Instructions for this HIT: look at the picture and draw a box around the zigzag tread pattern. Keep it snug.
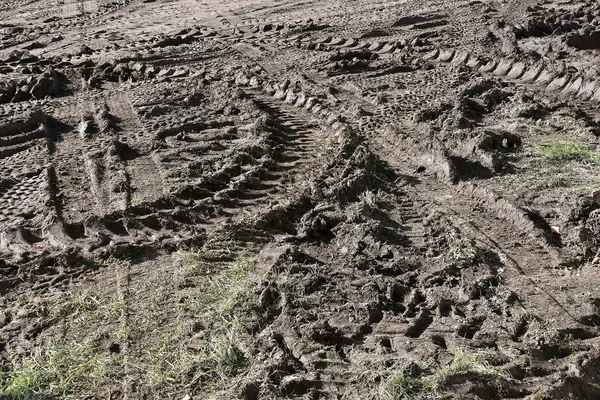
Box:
[423,48,600,103]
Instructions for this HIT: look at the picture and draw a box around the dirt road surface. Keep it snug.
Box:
[1,0,600,398]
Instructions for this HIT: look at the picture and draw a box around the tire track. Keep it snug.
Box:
[424,48,600,105]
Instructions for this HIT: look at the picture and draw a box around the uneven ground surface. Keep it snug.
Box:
[1,0,600,398]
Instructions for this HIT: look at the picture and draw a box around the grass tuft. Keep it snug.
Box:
[378,348,507,400]
[1,341,122,399]
[177,255,256,322]
[141,254,256,391]
[536,141,600,164]
[46,291,101,322]
[2,249,257,398]
[432,348,498,388]
[445,231,482,265]
[379,372,433,400]
[202,328,246,380]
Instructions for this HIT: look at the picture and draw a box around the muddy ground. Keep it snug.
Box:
[0,0,599,399]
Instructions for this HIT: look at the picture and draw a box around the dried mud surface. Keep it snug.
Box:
[1,0,600,399]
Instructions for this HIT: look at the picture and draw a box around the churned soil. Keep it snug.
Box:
[1,0,599,399]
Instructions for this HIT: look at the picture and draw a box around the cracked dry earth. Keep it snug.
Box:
[1,0,600,399]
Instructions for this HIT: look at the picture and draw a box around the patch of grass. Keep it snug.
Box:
[432,348,498,388]
[561,333,577,351]
[46,290,100,322]
[378,348,505,400]
[143,332,193,389]
[379,372,434,400]
[172,250,212,288]
[142,323,246,391]
[1,341,123,399]
[44,289,124,327]
[141,254,256,391]
[178,256,256,320]
[486,282,514,313]
[536,141,600,164]
[201,327,246,381]
[445,231,482,265]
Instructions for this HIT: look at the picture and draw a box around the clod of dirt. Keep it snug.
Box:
[416,141,458,183]
[458,130,521,173]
